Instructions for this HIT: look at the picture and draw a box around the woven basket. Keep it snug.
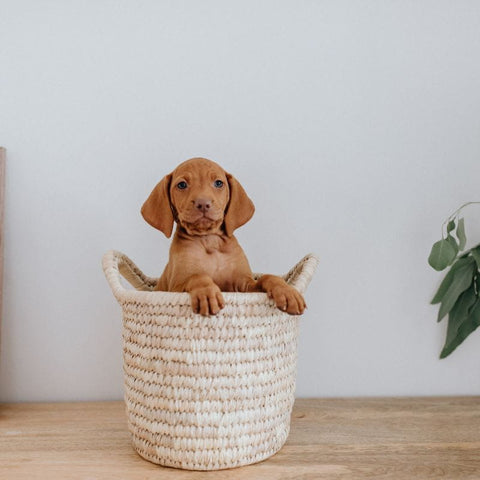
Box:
[102,250,318,470]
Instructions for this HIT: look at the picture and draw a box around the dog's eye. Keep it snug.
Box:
[214,180,224,188]
[177,181,188,190]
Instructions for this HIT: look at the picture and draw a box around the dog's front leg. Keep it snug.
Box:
[179,274,225,316]
[255,275,306,315]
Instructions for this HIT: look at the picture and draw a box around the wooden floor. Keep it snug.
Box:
[1,397,480,479]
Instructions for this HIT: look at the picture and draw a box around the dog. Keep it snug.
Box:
[141,157,306,316]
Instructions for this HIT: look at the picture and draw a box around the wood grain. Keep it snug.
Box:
[1,397,480,479]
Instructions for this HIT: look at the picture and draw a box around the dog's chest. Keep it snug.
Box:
[201,236,232,269]
[198,236,244,288]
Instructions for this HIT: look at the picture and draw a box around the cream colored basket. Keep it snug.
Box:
[102,250,318,470]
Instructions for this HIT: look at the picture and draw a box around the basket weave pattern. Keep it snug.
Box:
[103,251,318,470]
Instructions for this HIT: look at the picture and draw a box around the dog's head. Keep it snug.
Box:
[141,157,255,237]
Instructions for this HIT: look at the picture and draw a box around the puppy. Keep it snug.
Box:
[141,157,306,316]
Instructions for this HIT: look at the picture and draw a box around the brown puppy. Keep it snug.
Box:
[141,157,306,316]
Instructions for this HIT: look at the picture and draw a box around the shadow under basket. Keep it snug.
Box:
[102,250,319,471]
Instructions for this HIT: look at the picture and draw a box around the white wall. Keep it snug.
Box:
[1,0,480,402]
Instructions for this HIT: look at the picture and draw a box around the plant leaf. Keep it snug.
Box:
[444,284,476,340]
[437,261,477,322]
[447,219,456,233]
[431,256,476,304]
[471,246,480,270]
[428,239,457,271]
[440,298,480,358]
[442,295,473,357]
[446,234,459,258]
[456,217,467,251]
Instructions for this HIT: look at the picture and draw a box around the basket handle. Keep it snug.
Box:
[283,253,319,294]
[102,250,158,301]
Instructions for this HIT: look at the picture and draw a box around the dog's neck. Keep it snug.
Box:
[174,226,233,254]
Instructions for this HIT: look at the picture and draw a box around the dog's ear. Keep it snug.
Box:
[224,173,255,237]
[141,174,174,238]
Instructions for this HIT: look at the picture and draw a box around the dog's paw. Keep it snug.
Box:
[190,285,225,316]
[268,284,306,315]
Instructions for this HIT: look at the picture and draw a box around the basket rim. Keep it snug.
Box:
[115,288,275,307]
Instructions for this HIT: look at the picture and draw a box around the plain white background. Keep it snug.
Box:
[1,1,479,402]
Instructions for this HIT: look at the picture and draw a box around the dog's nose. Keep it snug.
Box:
[194,198,212,212]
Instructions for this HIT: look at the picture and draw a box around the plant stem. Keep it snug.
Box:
[441,201,480,239]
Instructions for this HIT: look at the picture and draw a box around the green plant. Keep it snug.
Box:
[428,202,480,358]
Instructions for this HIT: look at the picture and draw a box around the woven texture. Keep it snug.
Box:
[103,251,318,470]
